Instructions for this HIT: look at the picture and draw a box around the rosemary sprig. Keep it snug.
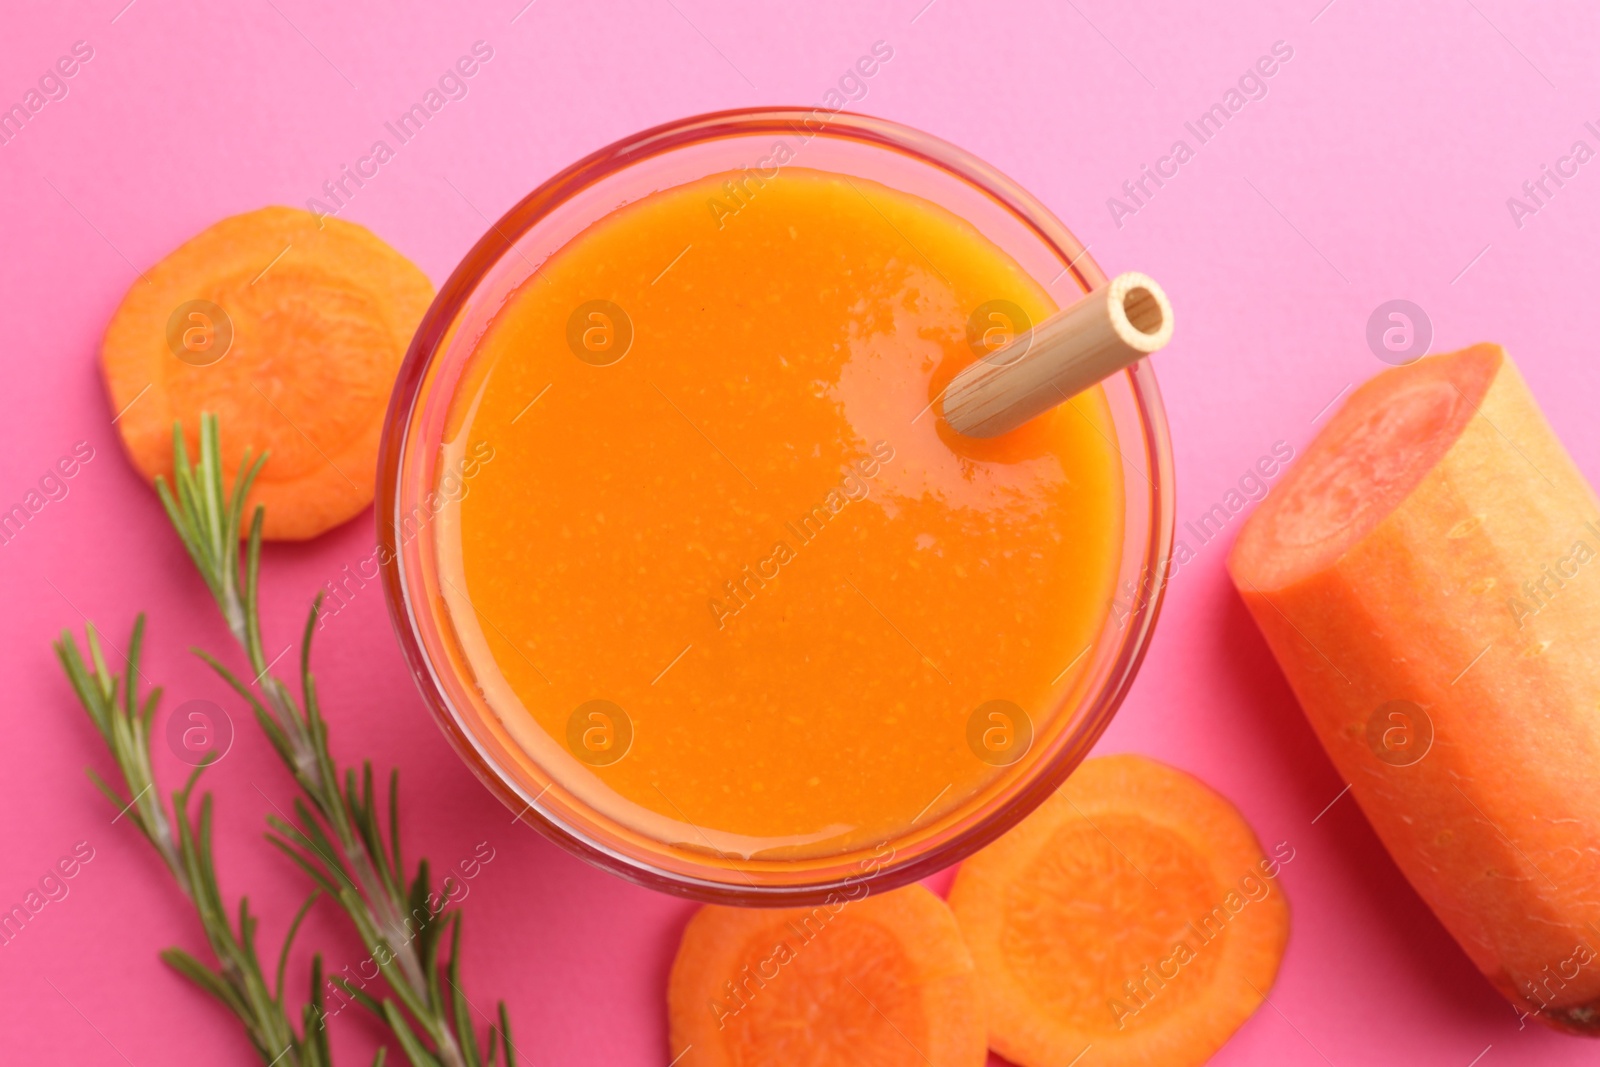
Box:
[154,414,514,1067]
[55,617,351,1067]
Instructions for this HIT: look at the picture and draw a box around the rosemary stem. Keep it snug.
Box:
[147,414,505,1067]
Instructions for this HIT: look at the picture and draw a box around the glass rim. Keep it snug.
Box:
[376,106,1177,905]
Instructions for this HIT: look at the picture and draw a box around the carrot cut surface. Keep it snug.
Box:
[949,754,1289,1067]
[102,206,433,540]
[1231,342,1498,590]
[1229,344,1600,1031]
[667,884,985,1067]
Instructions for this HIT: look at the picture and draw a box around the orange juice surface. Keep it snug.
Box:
[438,168,1123,861]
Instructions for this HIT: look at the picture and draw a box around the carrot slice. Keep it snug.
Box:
[667,883,986,1066]
[949,754,1290,1067]
[1229,343,1600,1032]
[101,206,433,540]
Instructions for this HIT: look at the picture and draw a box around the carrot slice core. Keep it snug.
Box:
[1001,814,1226,1031]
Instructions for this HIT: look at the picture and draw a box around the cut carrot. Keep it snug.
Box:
[667,883,986,1066]
[1229,343,1600,1032]
[101,206,433,540]
[949,754,1290,1067]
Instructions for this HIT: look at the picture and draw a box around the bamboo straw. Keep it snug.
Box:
[941,272,1174,438]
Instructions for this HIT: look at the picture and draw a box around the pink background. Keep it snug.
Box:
[2,0,1597,1062]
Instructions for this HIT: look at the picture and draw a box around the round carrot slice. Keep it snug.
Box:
[949,754,1290,1067]
[667,883,986,1066]
[101,206,433,540]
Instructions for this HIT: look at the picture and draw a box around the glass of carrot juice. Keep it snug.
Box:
[377,109,1175,904]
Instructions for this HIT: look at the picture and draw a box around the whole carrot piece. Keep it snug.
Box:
[1229,343,1600,1032]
